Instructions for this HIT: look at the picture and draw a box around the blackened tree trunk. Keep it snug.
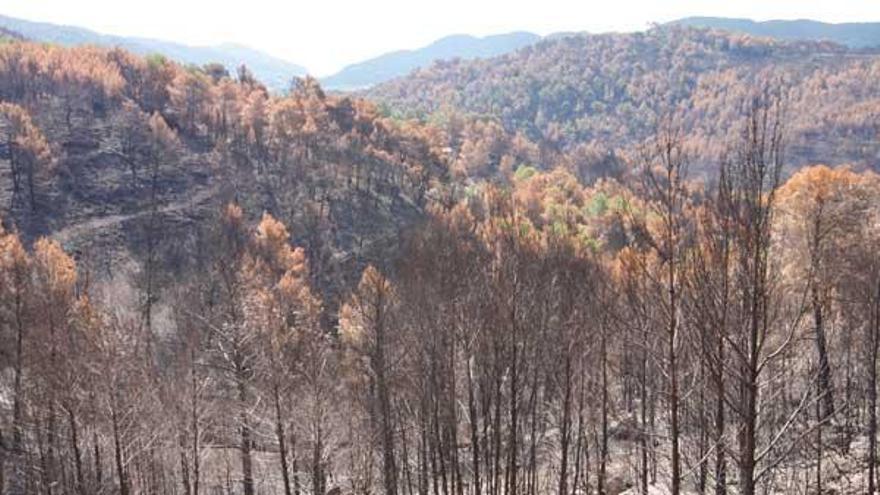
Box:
[274,383,293,495]
[238,374,255,495]
[558,354,572,495]
[811,285,835,420]
[466,357,481,495]
[112,401,129,495]
[714,335,726,495]
[599,325,609,495]
[867,279,880,494]
[66,406,85,495]
[375,302,398,495]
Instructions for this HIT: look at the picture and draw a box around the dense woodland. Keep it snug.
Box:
[1,26,880,495]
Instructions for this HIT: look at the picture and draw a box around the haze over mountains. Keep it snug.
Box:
[5,12,880,94]
[0,14,308,90]
[0,12,544,91]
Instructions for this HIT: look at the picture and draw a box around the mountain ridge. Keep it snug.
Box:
[321,31,541,90]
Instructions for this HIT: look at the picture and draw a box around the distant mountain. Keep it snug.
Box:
[0,14,307,90]
[321,32,541,91]
[0,26,23,41]
[669,17,880,48]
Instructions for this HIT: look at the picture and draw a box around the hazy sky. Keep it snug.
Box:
[4,0,880,75]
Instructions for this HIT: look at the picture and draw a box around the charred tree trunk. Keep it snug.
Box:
[237,374,255,495]
[867,279,880,494]
[272,382,292,495]
[714,336,726,495]
[112,401,129,495]
[66,406,85,495]
[11,285,25,451]
[598,326,609,495]
[811,285,835,420]
[558,354,572,495]
[466,356,481,495]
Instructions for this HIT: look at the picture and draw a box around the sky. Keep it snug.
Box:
[3,0,880,76]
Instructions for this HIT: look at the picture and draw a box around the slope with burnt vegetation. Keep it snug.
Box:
[0,39,448,305]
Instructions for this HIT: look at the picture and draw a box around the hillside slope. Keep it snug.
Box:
[0,40,446,310]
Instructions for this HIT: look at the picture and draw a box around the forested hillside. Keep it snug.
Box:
[2,25,880,495]
[367,27,880,171]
